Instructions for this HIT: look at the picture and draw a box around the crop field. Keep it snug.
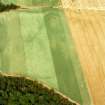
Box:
[0,0,105,105]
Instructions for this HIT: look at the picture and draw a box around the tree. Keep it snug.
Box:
[0,1,20,12]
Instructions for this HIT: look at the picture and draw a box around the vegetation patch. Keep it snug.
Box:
[0,74,78,105]
[0,1,20,12]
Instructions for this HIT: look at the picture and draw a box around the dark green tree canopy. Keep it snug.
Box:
[0,1,20,12]
[0,74,77,105]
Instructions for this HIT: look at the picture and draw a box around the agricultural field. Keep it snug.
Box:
[1,0,105,105]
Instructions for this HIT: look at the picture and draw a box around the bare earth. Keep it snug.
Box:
[61,0,105,105]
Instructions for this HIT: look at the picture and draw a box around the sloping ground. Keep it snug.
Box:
[0,5,92,105]
[64,9,105,105]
